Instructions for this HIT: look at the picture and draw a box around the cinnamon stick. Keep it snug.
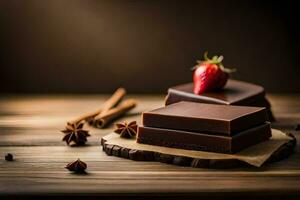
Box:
[68,87,126,125]
[98,87,126,116]
[68,109,102,125]
[93,99,137,128]
[85,87,126,124]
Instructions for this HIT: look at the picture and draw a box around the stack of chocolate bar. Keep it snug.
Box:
[137,102,271,154]
[165,79,275,121]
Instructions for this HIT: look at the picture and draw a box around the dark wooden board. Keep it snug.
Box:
[101,133,296,169]
[0,94,300,197]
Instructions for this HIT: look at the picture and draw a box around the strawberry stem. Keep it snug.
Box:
[217,55,224,63]
[200,51,236,73]
[204,51,209,61]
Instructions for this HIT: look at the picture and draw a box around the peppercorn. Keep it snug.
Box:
[5,153,13,161]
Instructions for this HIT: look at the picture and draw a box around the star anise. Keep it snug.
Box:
[61,122,90,146]
[65,158,87,173]
[114,121,138,138]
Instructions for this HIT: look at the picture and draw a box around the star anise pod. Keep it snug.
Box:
[65,158,87,173]
[114,121,138,138]
[61,122,90,146]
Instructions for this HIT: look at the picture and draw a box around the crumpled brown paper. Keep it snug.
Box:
[102,129,292,167]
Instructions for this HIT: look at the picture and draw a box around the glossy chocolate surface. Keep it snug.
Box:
[166,79,266,106]
[143,102,268,135]
[137,123,271,154]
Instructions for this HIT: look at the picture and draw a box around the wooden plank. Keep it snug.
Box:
[0,177,299,195]
[0,95,299,147]
[0,94,299,196]
[0,95,163,146]
[0,146,299,171]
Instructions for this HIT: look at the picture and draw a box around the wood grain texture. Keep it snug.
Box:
[100,132,296,168]
[0,94,299,197]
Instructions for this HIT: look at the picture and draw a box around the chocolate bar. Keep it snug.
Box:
[166,79,265,105]
[137,123,271,154]
[143,102,268,135]
[165,79,275,121]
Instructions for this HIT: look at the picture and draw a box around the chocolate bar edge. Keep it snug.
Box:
[137,123,271,154]
[142,103,268,135]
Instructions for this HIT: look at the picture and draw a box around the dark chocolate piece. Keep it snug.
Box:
[165,80,275,121]
[166,80,265,105]
[137,123,271,154]
[143,101,268,135]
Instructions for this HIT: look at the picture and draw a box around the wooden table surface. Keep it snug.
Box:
[0,94,299,198]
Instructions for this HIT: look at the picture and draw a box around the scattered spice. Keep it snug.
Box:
[114,121,138,138]
[65,159,87,173]
[61,122,90,146]
[5,153,13,161]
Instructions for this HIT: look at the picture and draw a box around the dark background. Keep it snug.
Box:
[0,0,299,94]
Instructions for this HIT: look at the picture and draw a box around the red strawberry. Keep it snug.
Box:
[193,52,235,94]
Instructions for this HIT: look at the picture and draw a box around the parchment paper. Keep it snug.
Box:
[102,129,292,167]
